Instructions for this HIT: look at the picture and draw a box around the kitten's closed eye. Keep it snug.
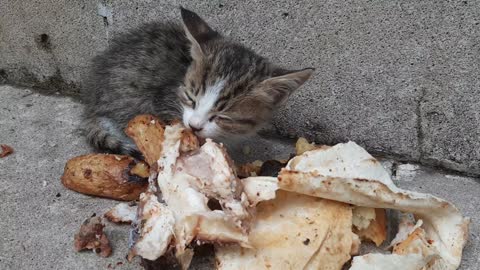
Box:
[232,118,256,126]
[183,91,196,108]
[213,115,232,122]
[213,116,254,126]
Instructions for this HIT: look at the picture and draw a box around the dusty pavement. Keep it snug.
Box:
[0,85,479,270]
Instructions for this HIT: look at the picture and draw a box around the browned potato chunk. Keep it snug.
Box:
[61,154,148,201]
[125,114,165,166]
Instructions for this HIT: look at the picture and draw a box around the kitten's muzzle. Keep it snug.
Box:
[189,123,203,133]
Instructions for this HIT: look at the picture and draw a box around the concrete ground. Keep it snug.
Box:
[0,85,478,270]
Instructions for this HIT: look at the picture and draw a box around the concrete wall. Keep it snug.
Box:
[1,0,479,175]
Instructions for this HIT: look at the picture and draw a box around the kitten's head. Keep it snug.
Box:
[178,7,314,140]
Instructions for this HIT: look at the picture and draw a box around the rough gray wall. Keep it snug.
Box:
[1,0,479,175]
[0,0,107,95]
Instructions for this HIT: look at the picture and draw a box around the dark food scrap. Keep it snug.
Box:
[236,160,263,178]
[74,216,112,257]
[0,144,14,158]
[259,160,287,177]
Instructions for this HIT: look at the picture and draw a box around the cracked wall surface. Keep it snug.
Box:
[1,0,479,175]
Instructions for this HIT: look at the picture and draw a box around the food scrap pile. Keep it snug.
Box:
[61,115,470,270]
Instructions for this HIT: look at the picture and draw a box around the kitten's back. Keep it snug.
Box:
[82,22,192,156]
[83,22,191,109]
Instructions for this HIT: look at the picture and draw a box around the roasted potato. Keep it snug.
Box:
[125,114,165,166]
[61,154,148,201]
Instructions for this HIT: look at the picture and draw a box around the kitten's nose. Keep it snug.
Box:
[189,123,203,132]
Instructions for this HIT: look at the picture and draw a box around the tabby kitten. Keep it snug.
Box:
[82,7,313,157]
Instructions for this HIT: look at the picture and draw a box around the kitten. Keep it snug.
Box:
[82,7,313,157]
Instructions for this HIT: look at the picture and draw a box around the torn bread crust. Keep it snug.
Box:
[352,207,376,230]
[350,233,361,256]
[241,176,278,206]
[393,226,439,262]
[389,213,423,248]
[104,202,138,224]
[286,141,393,186]
[178,140,240,202]
[186,211,250,246]
[177,139,251,228]
[152,123,203,263]
[279,142,470,270]
[215,191,354,270]
[354,208,387,247]
[128,192,175,261]
[350,253,431,270]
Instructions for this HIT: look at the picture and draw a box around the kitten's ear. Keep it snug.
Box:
[180,7,220,60]
[259,68,314,106]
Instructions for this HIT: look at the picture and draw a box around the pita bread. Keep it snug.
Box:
[278,142,469,270]
[350,253,431,270]
[241,176,278,206]
[215,190,354,270]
